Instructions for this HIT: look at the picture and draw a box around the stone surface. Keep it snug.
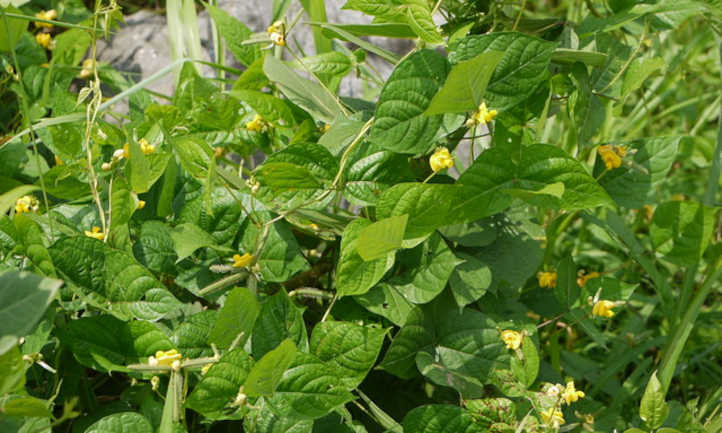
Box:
[96,0,411,100]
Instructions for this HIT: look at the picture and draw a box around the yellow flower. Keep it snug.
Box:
[537,271,557,288]
[233,253,254,268]
[267,21,286,46]
[429,147,454,173]
[541,408,565,429]
[139,138,155,155]
[84,226,105,241]
[321,124,331,133]
[500,330,522,350]
[201,363,213,375]
[561,381,585,405]
[78,58,95,79]
[137,200,146,210]
[15,195,39,214]
[54,155,64,165]
[148,349,182,367]
[465,102,498,127]
[592,300,616,318]
[35,33,52,49]
[246,114,269,133]
[34,9,57,28]
[577,271,600,288]
[598,144,627,170]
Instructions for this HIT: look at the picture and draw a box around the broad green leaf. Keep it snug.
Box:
[252,290,308,358]
[403,0,443,43]
[185,348,254,418]
[239,214,310,283]
[290,52,353,76]
[14,214,56,276]
[448,253,492,308]
[265,352,354,420]
[640,371,669,430]
[126,141,170,194]
[0,270,61,356]
[0,346,26,395]
[0,7,25,52]
[172,311,217,359]
[509,335,539,387]
[0,395,51,418]
[599,137,680,208]
[354,283,414,326]
[356,214,408,261]
[245,339,297,397]
[650,201,715,266]
[344,140,415,207]
[473,227,543,293]
[390,233,460,304]
[59,315,172,372]
[178,185,245,246]
[336,219,395,297]
[49,237,182,321]
[551,48,608,66]
[402,405,485,433]
[230,89,295,127]
[84,412,153,433]
[111,178,138,228]
[206,4,260,66]
[244,401,313,433]
[622,57,666,100]
[264,55,344,123]
[318,22,416,38]
[450,32,558,110]
[368,50,450,155]
[554,257,579,309]
[313,22,400,64]
[209,287,259,349]
[173,136,213,180]
[310,321,387,389]
[464,398,516,428]
[170,223,233,262]
[133,221,177,274]
[426,51,504,115]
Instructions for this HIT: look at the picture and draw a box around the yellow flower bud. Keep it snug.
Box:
[561,380,585,405]
[429,147,454,172]
[592,300,616,318]
[84,226,105,241]
[465,102,498,127]
[598,144,627,170]
[137,200,146,210]
[232,253,254,268]
[34,10,57,28]
[500,330,522,350]
[541,408,565,429]
[246,114,268,133]
[148,349,182,367]
[15,195,39,214]
[139,138,155,155]
[577,271,600,288]
[537,271,557,288]
[35,33,52,49]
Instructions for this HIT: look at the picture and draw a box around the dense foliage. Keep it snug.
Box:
[1,0,721,432]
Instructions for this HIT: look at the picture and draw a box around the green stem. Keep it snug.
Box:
[704,38,722,206]
[198,271,247,296]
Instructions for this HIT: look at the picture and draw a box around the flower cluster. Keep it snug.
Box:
[429,147,454,172]
[267,21,286,46]
[36,32,52,49]
[465,102,498,128]
[597,144,628,170]
[148,349,183,370]
[84,226,105,241]
[15,195,39,214]
[541,380,586,429]
[537,271,557,288]
[233,253,254,268]
[500,329,522,350]
[592,300,616,318]
[246,114,269,133]
[34,9,57,28]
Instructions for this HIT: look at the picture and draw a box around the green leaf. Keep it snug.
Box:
[252,290,309,358]
[170,223,234,262]
[317,22,416,38]
[426,51,504,115]
[84,412,153,433]
[368,50,450,155]
[599,137,681,208]
[354,283,414,327]
[0,7,25,52]
[244,401,313,433]
[450,32,558,110]
[554,257,579,309]
[209,287,259,349]
[173,136,213,180]
[551,48,608,66]
[185,348,254,418]
[0,270,61,356]
[265,352,354,420]
[344,140,415,207]
[310,321,387,389]
[245,339,297,397]
[264,55,344,124]
[390,233,460,304]
[403,0,443,43]
[640,371,669,430]
[133,221,177,274]
[0,395,51,418]
[356,214,408,261]
[622,57,666,100]
[172,311,217,359]
[290,52,353,77]
[206,4,261,66]
[0,346,26,395]
[239,214,310,283]
[402,405,485,433]
[509,335,539,387]
[14,214,56,276]
[336,219,395,297]
[650,201,715,267]
[60,315,172,372]
[448,253,492,308]
[231,89,295,127]
[49,237,182,321]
